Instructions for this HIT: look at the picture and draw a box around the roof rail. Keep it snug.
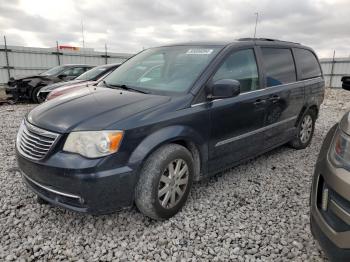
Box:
[238,38,300,45]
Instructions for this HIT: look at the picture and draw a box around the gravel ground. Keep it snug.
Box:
[1,89,349,261]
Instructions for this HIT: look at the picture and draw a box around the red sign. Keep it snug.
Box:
[58,45,80,51]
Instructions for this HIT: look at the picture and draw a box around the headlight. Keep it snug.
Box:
[329,127,350,169]
[63,130,124,158]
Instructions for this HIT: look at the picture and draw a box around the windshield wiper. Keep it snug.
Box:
[103,81,148,94]
[102,80,115,88]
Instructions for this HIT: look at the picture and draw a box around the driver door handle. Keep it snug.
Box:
[254,99,266,106]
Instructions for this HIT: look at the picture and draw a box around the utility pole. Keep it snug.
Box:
[81,20,85,49]
[81,19,86,63]
[104,43,108,64]
[254,12,259,38]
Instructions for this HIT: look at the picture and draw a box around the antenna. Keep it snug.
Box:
[254,12,259,38]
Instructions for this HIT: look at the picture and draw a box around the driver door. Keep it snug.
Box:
[208,48,269,173]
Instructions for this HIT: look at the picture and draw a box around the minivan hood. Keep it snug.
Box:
[340,111,350,135]
[27,86,170,133]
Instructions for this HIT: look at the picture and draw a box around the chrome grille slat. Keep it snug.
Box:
[21,132,52,149]
[17,121,59,161]
[20,145,45,158]
[22,128,53,144]
[20,142,47,154]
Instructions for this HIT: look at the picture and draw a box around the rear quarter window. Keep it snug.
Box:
[261,48,296,87]
[294,48,322,80]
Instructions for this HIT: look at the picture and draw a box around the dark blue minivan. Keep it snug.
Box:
[16,38,325,220]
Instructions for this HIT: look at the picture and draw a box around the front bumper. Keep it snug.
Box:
[17,151,137,214]
[5,84,17,98]
[311,125,350,260]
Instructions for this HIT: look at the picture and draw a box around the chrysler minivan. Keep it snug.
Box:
[17,38,324,220]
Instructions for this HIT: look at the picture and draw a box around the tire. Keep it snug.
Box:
[36,195,49,205]
[31,86,43,103]
[289,109,316,150]
[135,144,194,220]
[36,91,46,103]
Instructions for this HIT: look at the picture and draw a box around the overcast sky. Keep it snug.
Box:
[0,0,349,58]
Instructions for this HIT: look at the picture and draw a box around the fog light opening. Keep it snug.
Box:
[321,187,329,211]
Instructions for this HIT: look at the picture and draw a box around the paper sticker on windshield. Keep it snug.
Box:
[186,49,213,55]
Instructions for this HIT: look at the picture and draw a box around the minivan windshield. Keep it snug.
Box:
[76,66,109,81]
[103,46,222,94]
[40,66,66,76]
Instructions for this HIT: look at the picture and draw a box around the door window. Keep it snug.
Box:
[212,49,259,93]
[294,48,322,80]
[62,67,86,77]
[261,48,296,87]
[71,67,86,76]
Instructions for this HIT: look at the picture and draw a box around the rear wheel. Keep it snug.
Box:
[289,109,316,149]
[135,144,194,220]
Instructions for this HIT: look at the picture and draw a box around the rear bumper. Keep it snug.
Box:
[17,151,137,214]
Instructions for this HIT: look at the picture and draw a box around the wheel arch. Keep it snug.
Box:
[128,125,207,182]
[296,104,319,127]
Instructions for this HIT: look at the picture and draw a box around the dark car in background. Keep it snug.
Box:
[17,39,324,220]
[38,63,121,102]
[5,64,93,103]
[310,78,350,261]
[342,76,350,90]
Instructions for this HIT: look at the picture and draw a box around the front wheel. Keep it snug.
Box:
[31,86,43,103]
[289,110,316,149]
[135,144,194,220]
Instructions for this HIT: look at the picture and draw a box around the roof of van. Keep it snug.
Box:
[160,38,308,49]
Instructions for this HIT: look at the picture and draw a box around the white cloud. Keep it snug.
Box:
[0,0,349,57]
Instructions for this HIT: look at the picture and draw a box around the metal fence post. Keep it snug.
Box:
[4,36,11,80]
[105,43,108,64]
[56,41,61,65]
[329,50,335,88]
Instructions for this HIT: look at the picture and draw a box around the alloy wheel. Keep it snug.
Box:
[158,159,189,209]
[300,114,313,144]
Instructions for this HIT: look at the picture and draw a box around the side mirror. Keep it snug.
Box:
[208,79,240,99]
[342,76,350,91]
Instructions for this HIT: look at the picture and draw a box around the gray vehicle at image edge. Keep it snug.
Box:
[16,38,325,220]
[310,78,350,261]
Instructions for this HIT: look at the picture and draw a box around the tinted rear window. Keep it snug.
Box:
[294,48,322,80]
[261,48,296,87]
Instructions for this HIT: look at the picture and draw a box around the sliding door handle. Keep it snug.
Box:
[267,95,280,103]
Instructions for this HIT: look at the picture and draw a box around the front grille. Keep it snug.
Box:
[17,121,59,160]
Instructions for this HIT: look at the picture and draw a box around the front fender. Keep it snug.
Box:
[128,125,208,175]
